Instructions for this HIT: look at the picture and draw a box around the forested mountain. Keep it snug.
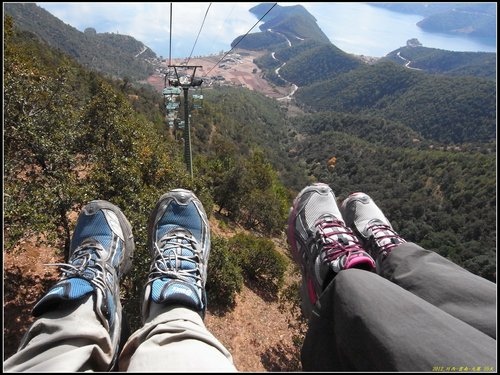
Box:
[385,46,497,79]
[295,61,496,143]
[274,43,363,86]
[3,3,157,80]
[229,5,496,145]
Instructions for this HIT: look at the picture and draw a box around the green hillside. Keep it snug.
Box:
[3,2,157,80]
[279,43,362,85]
[232,30,288,51]
[385,46,497,79]
[294,61,496,143]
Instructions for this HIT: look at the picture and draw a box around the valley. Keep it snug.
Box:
[147,49,297,101]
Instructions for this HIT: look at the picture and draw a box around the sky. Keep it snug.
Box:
[36,2,267,58]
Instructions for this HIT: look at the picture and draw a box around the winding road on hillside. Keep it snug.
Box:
[267,29,299,101]
[135,45,148,58]
[396,51,422,71]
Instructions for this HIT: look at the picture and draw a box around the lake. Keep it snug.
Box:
[303,3,497,57]
[174,2,496,58]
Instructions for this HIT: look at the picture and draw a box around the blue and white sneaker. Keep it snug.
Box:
[33,200,135,363]
[142,189,210,321]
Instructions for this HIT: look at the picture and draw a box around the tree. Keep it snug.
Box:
[4,18,88,252]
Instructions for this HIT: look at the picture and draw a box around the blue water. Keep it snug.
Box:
[303,3,496,57]
[166,3,497,58]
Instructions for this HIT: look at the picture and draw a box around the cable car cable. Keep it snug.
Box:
[186,3,212,66]
[169,3,173,68]
[203,3,277,78]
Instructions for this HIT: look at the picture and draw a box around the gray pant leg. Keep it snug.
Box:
[118,305,236,372]
[301,269,496,371]
[3,296,113,372]
[379,242,496,339]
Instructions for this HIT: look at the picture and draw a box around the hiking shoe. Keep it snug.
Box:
[341,192,406,265]
[33,200,135,363]
[287,183,375,318]
[143,189,210,321]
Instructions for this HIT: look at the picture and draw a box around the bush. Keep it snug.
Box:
[229,233,288,300]
[206,236,243,309]
[206,233,290,310]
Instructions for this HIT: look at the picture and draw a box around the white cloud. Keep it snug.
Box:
[36,2,263,57]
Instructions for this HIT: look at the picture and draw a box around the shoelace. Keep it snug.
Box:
[315,216,365,263]
[45,241,109,296]
[148,230,203,286]
[366,222,406,258]
[45,241,114,329]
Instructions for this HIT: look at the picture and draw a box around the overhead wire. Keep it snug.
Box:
[166,2,277,82]
[168,3,172,67]
[186,3,212,66]
[203,3,277,78]
[164,3,174,89]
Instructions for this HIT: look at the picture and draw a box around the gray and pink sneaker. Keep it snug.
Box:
[341,192,406,267]
[287,183,375,318]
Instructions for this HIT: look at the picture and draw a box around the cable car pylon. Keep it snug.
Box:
[168,65,203,179]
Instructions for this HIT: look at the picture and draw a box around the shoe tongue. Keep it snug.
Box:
[150,279,201,307]
[365,219,389,234]
[32,278,94,317]
[314,214,343,231]
[158,228,195,252]
[156,229,198,275]
[316,215,359,247]
[159,227,192,242]
[144,230,205,318]
[368,218,386,225]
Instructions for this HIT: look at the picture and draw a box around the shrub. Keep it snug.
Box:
[229,233,288,300]
[206,236,244,309]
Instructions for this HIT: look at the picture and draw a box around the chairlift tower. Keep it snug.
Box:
[168,65,203,179]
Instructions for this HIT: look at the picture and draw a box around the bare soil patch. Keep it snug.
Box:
[3,238,62,358]
[147,48,296,101]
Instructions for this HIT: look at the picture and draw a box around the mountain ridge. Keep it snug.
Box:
[3,2,158,80]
